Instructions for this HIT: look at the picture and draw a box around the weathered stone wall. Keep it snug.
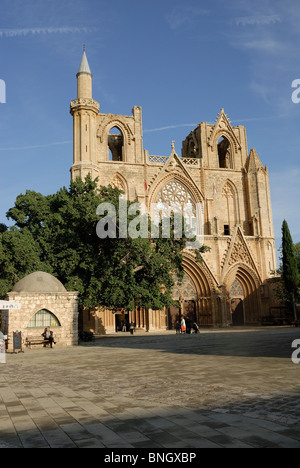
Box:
[5,292,79,350]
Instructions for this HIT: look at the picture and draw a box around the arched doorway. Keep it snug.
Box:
[231,298,244,325]
[169,254,215,328]
[169,273,197,330]
[230,278,245,326]
[226,264,261,325]
[182,255,214,326]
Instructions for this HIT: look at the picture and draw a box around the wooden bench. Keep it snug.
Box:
[25,336,51,349]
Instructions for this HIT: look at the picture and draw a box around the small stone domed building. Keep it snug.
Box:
[3,272,79,349]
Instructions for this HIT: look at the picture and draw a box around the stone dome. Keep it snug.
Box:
[12,272,67,293]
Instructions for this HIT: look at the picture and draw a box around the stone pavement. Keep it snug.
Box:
[0,327,300,448]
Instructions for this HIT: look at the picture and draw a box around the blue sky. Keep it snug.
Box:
[0,0,300,259]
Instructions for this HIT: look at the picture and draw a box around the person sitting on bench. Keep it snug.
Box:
[42,327,56,348]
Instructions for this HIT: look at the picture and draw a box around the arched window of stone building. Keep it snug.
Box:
[222,181,239,234]
[108,127,124,161]
[230,279,244,297]
[172,273,197,301]
[155,180,197,237]
[110,173,126,197]
[266,241,275,275]
[218,136,232,169]
[27,309,61,329]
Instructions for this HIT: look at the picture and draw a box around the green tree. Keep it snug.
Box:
[281,220,300,320]
[295,242,300,274]
[5,176,208,314]
[0,227,51,297]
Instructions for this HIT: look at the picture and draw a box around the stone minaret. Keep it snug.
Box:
[70,47,100,181]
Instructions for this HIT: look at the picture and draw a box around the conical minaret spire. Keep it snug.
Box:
[77,45,92,76]
[70,48,100,182]
[76,46,93,99]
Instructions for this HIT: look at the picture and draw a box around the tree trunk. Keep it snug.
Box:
[292,292,298,321]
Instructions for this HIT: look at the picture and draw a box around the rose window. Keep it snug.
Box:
[154,181,199,239]
[156,181,195,211]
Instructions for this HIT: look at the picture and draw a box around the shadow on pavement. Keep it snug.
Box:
[80,328,299,359]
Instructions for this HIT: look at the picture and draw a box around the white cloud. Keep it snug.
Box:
[0,27,96,38]
[144,123,197,133]
[234,15,281,27]
[241,39,285,53]
[0,140,72,151]
[166,6,209,30]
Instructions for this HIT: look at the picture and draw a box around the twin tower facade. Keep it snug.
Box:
[70,50,278,333]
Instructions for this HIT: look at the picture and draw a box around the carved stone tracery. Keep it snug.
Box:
[172,274,197,300]
[222,182,234,198]
[230,279,244,297]
[110,174,126,192]
[156,180,195,211]
[228,235,252,266]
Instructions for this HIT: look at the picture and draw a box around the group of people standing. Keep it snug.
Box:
[121,319,135,335]
[176,316,200,335]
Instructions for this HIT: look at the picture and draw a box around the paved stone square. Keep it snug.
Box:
[0,327,300,448]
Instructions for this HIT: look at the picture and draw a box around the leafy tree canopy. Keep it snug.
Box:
[3,175,208,312]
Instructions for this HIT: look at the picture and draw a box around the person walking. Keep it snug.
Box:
[129,321,135,335]
[180,316,186,334]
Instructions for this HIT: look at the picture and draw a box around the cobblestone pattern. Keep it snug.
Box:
[0,328,300,448]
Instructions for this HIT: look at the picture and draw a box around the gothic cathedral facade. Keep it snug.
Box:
[70,50,277,333]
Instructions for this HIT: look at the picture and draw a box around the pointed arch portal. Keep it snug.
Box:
[225,263,261,325]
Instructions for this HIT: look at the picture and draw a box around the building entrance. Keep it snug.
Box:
[168,306,180,330]
[231,298,244,326]
[115,313,129,332]
[183,300,196,332]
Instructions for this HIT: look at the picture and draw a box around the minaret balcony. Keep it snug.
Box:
[70,98,99,113]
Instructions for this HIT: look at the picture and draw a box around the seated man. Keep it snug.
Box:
[42,327,56,348]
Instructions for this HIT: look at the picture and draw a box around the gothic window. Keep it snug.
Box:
[156,180,195,209]
[110,174,126,193]
[27,309,61,328]
[230,279,244,297]
[222,181,239,231]
[266,241,275,275]
[155,180,197,234]
[172,274,197,300]
[108,127,123,161]
[218,136,232,169]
